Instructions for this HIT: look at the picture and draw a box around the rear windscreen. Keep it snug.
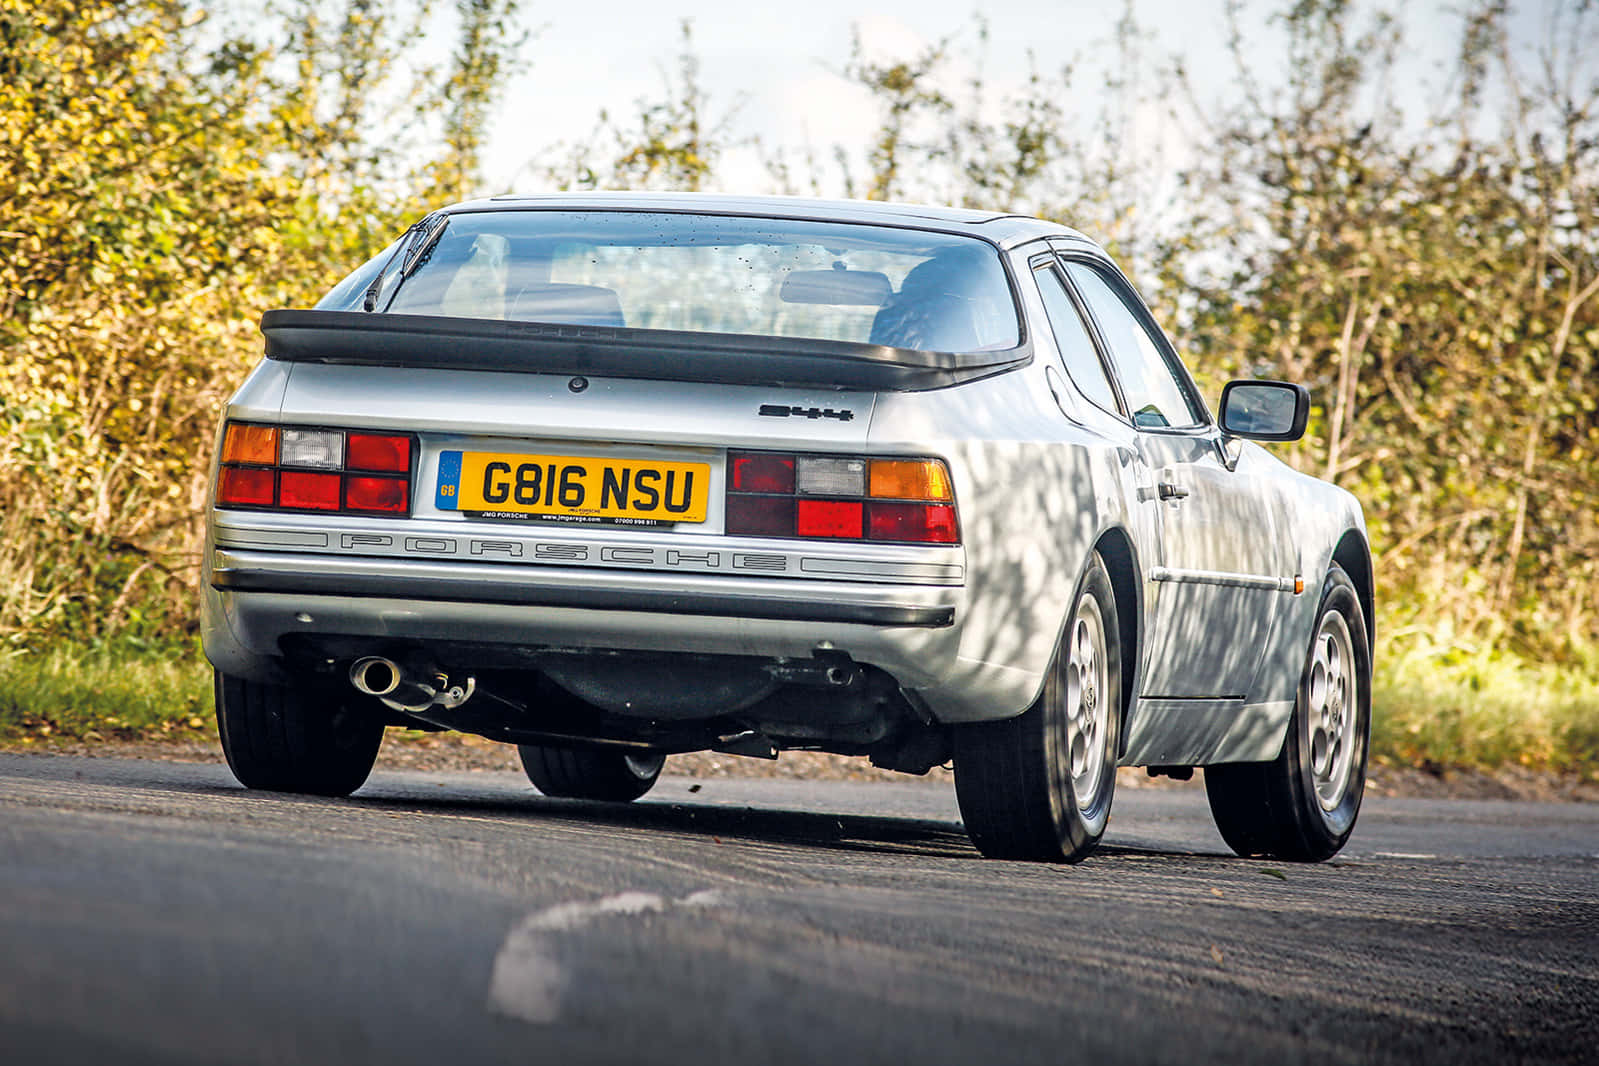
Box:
[319,210,1021,353]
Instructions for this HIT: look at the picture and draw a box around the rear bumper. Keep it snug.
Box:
[202,547,967,694]
[212,562,954,628]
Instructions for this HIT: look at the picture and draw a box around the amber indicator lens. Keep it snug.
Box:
[221,424,278,466]
[348,433,412,473]
[869,459,953,501]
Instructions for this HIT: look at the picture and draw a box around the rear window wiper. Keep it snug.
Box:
[362,213,450,312]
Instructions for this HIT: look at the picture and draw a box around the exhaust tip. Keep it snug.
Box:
[350,656,401,697]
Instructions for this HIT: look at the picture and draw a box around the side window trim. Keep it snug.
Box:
[1027,252,1129,419]
[1055,253,1214,433]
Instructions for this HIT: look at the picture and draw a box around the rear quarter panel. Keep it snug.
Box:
[868,360,1135,722]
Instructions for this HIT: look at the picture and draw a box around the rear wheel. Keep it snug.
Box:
[953,552,1121,862]
[1205,564,1370,861]
[518,745,665,802]
[215,670,385,797]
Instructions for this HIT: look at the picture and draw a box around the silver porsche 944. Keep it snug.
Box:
[201,193,1373,863]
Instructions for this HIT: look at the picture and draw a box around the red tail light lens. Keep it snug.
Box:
[218,466,275,507]
[348,433,411,473]
[796,499,863,538]
[346,476,410,513]
[278,470,342,510]
[731,453,795,493]
[215,422,415,517]
[868,502,958,544]
[726,450,958,544]
[726,494,795,537]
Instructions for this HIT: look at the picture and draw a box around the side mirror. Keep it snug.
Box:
[1219,380,1310,442]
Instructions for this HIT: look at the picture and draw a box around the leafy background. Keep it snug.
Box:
[1,0,1594,773]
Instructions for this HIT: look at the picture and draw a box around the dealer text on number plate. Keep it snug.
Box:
[435,451,710,525]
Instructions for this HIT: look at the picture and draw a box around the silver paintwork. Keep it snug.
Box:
[201,193,1370,768]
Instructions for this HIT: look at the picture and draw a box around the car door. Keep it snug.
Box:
[1025,252,1167,633]
[1059,256,1285,702]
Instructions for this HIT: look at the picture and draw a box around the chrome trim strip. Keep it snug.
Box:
[221,529,332,548]
[1149,566,1294,592]
[798,558,964,581]
[211,515,965,586]
[212,568,955,628]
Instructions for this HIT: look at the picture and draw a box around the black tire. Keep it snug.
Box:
[214,670,385,797]
[953,551,1122,862]
[1205,564,1370,862]
[518,745,665,802]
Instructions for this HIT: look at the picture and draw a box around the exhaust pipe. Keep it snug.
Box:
[350,656,474,713]
[350,656,403,698]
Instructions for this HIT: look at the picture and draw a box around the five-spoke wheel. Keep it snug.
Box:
[1306,611,1358,813]
[1065,596,1111,814]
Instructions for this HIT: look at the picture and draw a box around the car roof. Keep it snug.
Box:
[446,191,1094,251]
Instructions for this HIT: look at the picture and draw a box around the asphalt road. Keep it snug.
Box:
[1,754,1595,1066]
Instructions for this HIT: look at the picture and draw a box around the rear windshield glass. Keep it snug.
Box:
[319,210,1021,352]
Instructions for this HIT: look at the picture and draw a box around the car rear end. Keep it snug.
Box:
[201,197,1028,773]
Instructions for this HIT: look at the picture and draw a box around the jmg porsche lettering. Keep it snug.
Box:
[436,450,710,525]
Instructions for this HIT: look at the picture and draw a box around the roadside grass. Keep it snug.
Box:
[1,636,1595,781]
[1371,636,1599,777]
[0,641,214,746]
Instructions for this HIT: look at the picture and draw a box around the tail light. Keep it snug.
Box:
[216,422,414,517]
[726,451,958,544]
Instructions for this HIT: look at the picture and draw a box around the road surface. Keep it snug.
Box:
[1,754,1595,1064]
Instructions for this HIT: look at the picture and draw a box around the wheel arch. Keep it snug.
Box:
[1330,529,1374,650]
[1092,526,1142,759]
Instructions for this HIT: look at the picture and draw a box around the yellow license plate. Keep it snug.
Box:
[436,450,710,526]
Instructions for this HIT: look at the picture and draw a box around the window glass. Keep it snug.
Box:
[1065,262,1202,429]
[315,238,402,311]
[341,211,1021,351]
[1033,264,1120,414]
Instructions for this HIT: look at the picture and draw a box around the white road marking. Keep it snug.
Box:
[488,890,725,1024]
[1372,852,1438,860]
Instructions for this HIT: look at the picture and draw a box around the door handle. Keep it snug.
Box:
[1157,481,1189,501]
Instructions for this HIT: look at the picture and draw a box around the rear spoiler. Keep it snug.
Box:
[260,310,1031,393]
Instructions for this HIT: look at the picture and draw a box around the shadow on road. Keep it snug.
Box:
[360,790,991,860]
[344,788,1229,864]
[0,753,1232,864]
